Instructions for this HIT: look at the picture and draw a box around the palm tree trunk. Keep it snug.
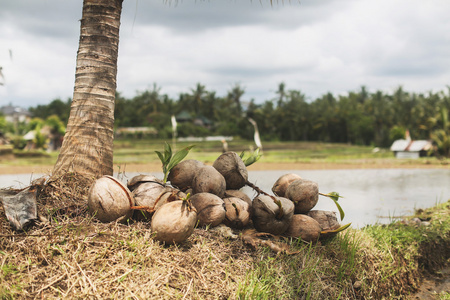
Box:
[52,0,123,179]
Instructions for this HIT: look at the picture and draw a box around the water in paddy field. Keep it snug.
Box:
[241,169,450,228]
[2,169,449,228]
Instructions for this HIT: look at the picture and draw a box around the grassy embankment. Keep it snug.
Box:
[0,193,449,298]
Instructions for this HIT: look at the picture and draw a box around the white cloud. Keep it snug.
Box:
[1,0,450,108]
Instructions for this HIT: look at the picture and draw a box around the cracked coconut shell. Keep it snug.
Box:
[88,175,135,223]
[132,181,186,221]
[223,197,251,229]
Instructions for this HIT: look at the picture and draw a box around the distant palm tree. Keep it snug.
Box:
[227,83,245,115]
[190,83,207,115]
[429,107,450,158]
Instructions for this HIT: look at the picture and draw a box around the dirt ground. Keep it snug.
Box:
[408,266,450,300]
[0,160,449,175]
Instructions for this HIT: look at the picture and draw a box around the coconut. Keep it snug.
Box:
[307,210,340,231]
[285,214,322,243]
[285,179,319,214]
[252,195,294,235]
[224,190,252,208]
[88,175,135,223]
[151,200,197,245]
[213,152,248,190]
[272,173,302,197]
[192,165,226,198]
[167,159,205,191]
[190,193,226,227]
[132,182,186,221]
[127,174,161,192]
[223,197,251,229]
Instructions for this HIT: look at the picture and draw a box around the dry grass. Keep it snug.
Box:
[0,220,253,299]
[0,174,272,299]
[1,175,449,299]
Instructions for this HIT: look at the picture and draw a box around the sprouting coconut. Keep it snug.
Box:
[213,152,248,190]
[192,165,226,198]
[285,178,319,214]
[88,175,135,223]
[127,174,162,192]
[167,159,204,191]
[223,197,251,229]
[284,214,322,243]
[307,210,340,231]
[190,192,226,227]
[151,199,197,245]
[272,173,302,197]
[252,195,294,235]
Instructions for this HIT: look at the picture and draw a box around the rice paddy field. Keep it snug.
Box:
[1,139,448,174]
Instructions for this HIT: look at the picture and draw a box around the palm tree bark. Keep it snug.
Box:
[52,0,123,179]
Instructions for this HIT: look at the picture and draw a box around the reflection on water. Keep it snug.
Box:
[2,169,449,228]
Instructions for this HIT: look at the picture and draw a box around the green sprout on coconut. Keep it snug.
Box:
[240,148,262,167]
[319,191,345,221]
[155,142,195,183]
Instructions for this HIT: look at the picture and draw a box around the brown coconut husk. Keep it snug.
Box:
[223,197,251,229]
[151,200,197,245]
[252,195,294,235]
[167,159,205,192]
[284,214,322,243]
[131,178,185,221]
[127,174,162,191]
[192,165,226,198]
[88,176,135,223]
[272,173,302,198]
[285,178,319,214]
[213,152,248,190]
[224,190,252,208]
[307,210,340,231]
[190,193,226,227]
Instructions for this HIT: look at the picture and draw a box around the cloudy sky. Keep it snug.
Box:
[1,0,449,108]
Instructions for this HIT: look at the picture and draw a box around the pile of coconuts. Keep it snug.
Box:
[88,151,348,245]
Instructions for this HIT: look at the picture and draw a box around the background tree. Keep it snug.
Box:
[227,83,245,116]
[29,98,72,124]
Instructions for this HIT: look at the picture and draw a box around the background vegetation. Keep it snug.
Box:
[21,83,450,156]
[1,83,449,158]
